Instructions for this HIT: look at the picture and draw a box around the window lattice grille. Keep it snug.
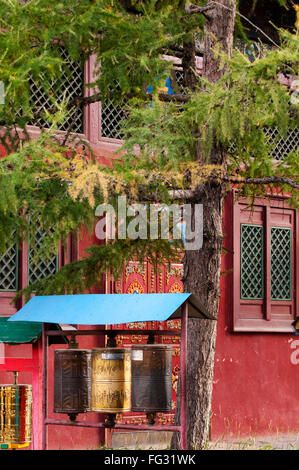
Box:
[264,127,299,160]
[0,232,18,291]
[28,47,84,134]
[101,81,127,139]
[271,227,292,300]
[229,126,299,160]
[101,72,186,140]
[28,230,58,285]
[241,224,264,299]
[175,69,184,88]
[101,100,126,139]
[173,69,188,95]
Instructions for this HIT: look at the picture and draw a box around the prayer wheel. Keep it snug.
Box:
[54,349,92,417]
[91,348,131,413]
[131,344,173,412]
[0,385,32,444]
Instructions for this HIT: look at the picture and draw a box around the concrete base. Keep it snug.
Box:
[111,431,173,450]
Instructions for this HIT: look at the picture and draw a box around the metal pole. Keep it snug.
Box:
[31,341,42,450]
[44,418,181,432]
[45,329,180,337]
[180,301,188,450]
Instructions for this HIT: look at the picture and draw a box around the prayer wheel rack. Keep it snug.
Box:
[8,293,216,450]
[41,302,188,450]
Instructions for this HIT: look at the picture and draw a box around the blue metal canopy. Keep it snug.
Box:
[8,293,215,325]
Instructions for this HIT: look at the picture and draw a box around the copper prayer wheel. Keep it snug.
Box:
[131,344,173,412]
[0,385,32,444]
[91,348,131,413]
[54,349,92,416]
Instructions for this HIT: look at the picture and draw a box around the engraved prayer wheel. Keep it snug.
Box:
[131,345,173,412]
[91,348,131,413]
[0,385,32,444]
[54,349,92,416]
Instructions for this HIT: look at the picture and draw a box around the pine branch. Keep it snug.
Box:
[63,159,298,203]
[169,175,299,200]
[185,3,215,19]
[69,90,190,108]
[15,237,182,300]
[231,175,299,189]
[156,91,190,103]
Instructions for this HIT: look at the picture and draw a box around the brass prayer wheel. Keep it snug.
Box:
[0,385,32,444]
[91,348,131,413]
[54,349,92,416]
[131,344,173,412]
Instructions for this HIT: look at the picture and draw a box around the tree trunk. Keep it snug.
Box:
[171,0,236,450]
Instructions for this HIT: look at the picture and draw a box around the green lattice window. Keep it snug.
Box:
[28,230,58,285]
[271,227,292,300]
[235,201,296,333]
[241,224,293,302]
[241,224,264,300]
[0,232,18,291]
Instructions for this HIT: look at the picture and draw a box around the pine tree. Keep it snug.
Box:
[0,0,298,449]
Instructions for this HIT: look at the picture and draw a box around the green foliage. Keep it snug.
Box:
[120,98,195,170]
[17,237,182,301]
[118,29,298,206]
[0,129,95,257]
[0,0,298,297]
[189,31,299,165]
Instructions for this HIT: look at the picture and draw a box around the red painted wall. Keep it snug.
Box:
[211,196,299,440]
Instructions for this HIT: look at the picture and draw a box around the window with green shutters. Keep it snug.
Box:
[240,224,293,303]
[270,227,292,301]
[240,224,264,300]
[233,196,297,332]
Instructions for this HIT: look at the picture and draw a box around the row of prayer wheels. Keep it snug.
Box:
[0,344,173,444]
[54,345,173,419]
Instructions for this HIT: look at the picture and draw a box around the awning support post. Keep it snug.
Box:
[32,339,43,450]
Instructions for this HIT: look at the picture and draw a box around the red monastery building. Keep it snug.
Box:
[0,36,298,449]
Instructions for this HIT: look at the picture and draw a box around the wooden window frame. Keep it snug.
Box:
[233,193,298,332]
[0,234,74,317]
[18,55,101,148]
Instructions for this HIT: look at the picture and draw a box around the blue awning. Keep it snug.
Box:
[8,293,215,326]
